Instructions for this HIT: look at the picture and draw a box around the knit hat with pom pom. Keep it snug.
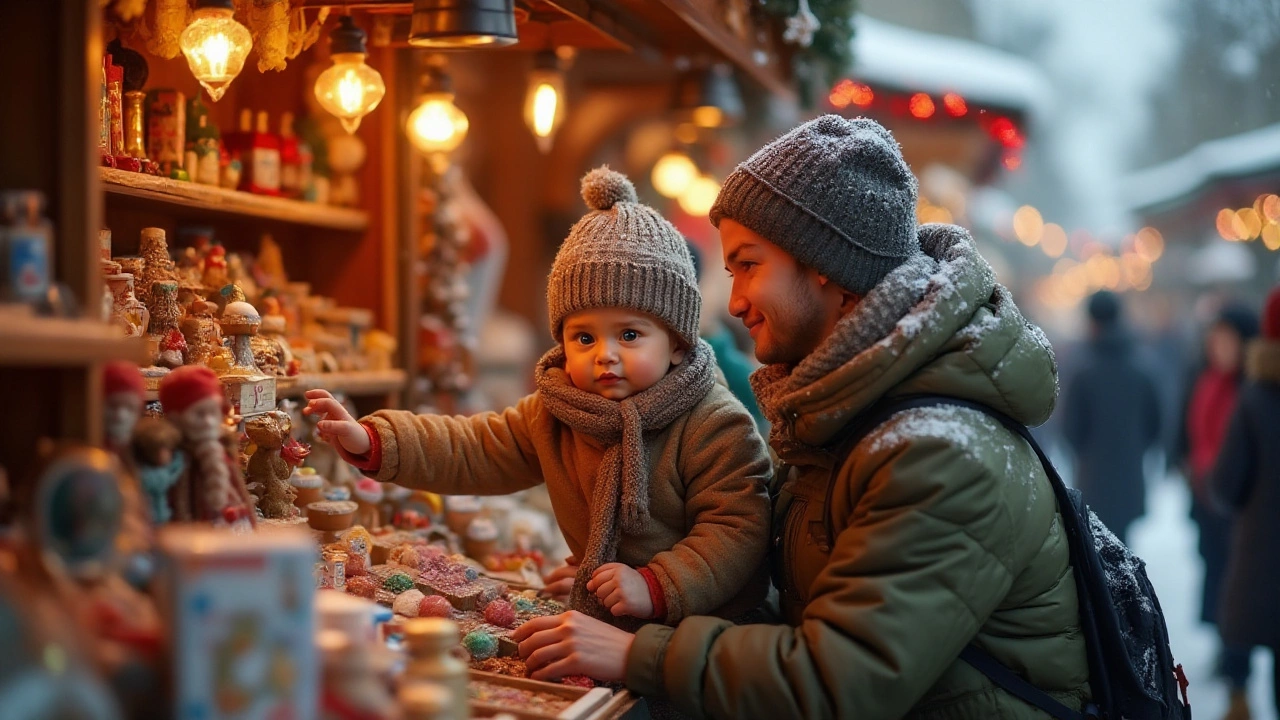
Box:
[546,166,701,347]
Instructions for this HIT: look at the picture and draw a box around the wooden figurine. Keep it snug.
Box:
[158,366,256,528]
[136,227,176,309]
[101,361,156,566]
[132,417,184,524]
[180,300,226,368]
[245,411,296,519]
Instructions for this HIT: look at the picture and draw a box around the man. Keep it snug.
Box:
[1061,290,1162,543]
[514,115,1090,719]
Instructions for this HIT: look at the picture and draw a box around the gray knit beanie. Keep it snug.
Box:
[709,115,920,295]
[547,166,701,347]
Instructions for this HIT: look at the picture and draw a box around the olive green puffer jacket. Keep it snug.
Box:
[625,224,1091,719]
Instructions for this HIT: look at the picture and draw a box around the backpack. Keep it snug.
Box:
[829,394,1193,720]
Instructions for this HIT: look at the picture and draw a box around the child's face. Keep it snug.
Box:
[562,308,686,400]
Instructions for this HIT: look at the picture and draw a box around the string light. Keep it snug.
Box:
[313,16,386,134]
[179,0,252,102]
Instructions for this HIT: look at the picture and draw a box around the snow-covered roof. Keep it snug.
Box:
[1124,122,1280,213]
[850,16,1053,118]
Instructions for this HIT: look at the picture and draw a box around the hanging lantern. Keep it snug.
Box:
[523,50,570,153]
[178,0,252,102]
[409,0,518,48]
[406,62,469,155]
[652,151,698,199]
[674,64,744,129]
[313,15,386,134]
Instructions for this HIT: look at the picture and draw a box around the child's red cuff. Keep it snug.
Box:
[336,423,382,473]
[636,566,667,622]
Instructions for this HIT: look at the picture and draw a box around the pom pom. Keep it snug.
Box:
[483,599,517,628]
[392,589,426,617]
[419,594,454,618]
[346,575,377,599]
[463,630,498,660]
[513,596,536,613]
[464,566,479,581]
[580,166,637,211]
[382,572,415,594]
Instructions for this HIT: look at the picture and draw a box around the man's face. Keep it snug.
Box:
[720,220,848,365]
[562,308,685,400]
[176,396,227,444]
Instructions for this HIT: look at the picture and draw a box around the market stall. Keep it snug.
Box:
[0,1,833,717]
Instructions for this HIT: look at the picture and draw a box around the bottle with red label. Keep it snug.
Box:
[1,191,53,305]
[279,111,302,198]
[244,111,282,196]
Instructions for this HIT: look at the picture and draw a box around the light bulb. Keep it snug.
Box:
[678,176,720,216]
[652,152,697,198]
[524,66,566,154]
[407,93,469,154]
[179,3,252,102]
[315,54,386,134]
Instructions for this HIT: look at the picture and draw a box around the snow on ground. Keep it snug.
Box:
[1129,475,1275,720]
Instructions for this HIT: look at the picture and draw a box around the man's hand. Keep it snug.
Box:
[513,611,634,682]
[588,563,654,619]
[540,556,579,600]
[303,389,370,455]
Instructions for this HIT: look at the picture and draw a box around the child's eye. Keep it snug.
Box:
[621,329,639,342]
[575,332,594,345]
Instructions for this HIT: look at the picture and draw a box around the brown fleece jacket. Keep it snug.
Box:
[359,379,772,626]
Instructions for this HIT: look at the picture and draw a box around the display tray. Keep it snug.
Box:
[468,670,614,720]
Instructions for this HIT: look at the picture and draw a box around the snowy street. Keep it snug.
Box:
[1131,476,1276,720]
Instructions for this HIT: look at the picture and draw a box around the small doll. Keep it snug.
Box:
[132,417,185,524]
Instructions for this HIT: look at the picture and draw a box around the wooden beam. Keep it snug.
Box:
[649,0,795,102]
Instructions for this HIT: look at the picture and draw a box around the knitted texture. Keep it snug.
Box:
[710,115,921,295]
[534,339,717,625]
[547,166,701,347]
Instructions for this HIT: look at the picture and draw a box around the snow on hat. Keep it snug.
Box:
[546,166,701,347]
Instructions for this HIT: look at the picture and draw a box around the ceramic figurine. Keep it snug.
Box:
[158,328,188,369]
[202,246,229,292]
[158,366,256,528]
[219,295,276,418]
[180,300,226,368]
[136,227,176,309]
[245,411,297,519]
[101,362,155,562]
[132,417,184,524]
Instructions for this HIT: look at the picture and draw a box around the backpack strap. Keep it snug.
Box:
[829,394,1100,720]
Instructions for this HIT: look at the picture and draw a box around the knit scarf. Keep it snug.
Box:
[751,252,940,453]
[534,338,717,622]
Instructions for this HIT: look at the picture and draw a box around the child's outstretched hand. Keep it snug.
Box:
[303,389,370,455]
[541,556,579,601]
[587,563,654,619]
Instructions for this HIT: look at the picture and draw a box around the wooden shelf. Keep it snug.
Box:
[282,369,407,398]
[101,167,370,232]
[142,369,407,402]
[0,312,148,366]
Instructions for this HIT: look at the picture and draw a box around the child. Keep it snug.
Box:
[306,167,771,628]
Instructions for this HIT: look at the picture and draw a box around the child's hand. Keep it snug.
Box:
[541,556,578,600]
[303,389,370,455]
[587,563,654,619]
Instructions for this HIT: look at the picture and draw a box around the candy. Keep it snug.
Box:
[345,575,377,599]
[392,589,426,617]
[483,599,517,628]
[561,675,596,689]
[382,572,415,594]
[463,630,498,660]
[418,594,454,619]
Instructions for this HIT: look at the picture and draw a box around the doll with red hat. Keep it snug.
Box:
[159,365,256,528]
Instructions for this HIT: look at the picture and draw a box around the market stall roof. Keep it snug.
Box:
[1124,122,1280,214]
[849,16,1051,118]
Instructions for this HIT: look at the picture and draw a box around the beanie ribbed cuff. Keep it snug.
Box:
[549,262,701,348]
[711,169,912,296]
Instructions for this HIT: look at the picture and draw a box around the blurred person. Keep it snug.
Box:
[1175,301,1260,718]
[686,240,766,429]
[1061,291,1163,543]
[1211,286,1280,718]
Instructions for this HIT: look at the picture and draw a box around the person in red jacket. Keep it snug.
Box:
[1176,301,1259,719]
